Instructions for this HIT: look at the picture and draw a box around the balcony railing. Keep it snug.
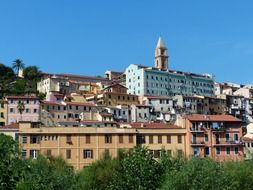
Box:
[191,141,205,146]
[214,139,244,146]
[190,127,204,133]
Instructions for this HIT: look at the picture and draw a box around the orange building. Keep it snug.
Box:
[179,114,244,161]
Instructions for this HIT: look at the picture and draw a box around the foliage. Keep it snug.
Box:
[23,66,41,81]
[108,146,162,190]
[16,156,76,190]
[0,134,24,190]
[161,157,226,190]
[12,59,25,76]
[223,161,253,190]
[76,150,122,190]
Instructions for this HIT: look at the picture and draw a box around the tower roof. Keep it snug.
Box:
[156,37,166,48]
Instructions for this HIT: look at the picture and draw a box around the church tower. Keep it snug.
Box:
[154,37,168,71]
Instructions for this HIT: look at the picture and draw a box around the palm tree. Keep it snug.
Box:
[12,59,25,76]
[17,100,25,121]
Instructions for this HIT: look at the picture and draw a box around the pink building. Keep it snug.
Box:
[6,96,40,124]
[181,114,244,161]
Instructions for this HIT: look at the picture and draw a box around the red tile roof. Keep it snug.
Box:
[0,123,19,129]
[66,102,96,106]
[131,122,181,129]
[41,101,63,106]
[6,96,39,100]
[184,114,241,122]
[144,95,173,100]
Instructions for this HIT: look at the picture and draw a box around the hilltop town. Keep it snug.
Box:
[1,38,253,169]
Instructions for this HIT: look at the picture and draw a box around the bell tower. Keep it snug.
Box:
[154,37,168,71]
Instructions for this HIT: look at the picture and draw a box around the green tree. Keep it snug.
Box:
[17,156,76,190]
[23,66,41,81]
[108,146,162,190]
[17,100,25,121]
[12,59,25,76]
[0,134,24,190]
[223,161,253,190]
[0,63,15,97]
[76,150,122,190]
[161,157,226,190]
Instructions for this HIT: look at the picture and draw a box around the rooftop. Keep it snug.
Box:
[184,114,241,122]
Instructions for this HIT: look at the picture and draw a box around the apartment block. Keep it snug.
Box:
[19,121,136,170]
[179,114,244,161]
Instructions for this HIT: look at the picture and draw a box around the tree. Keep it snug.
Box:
[16,156,76,190]
[12,59,25,76]
[0,134,24,190]
[0,64,15,97]
[23,66,41,81]
[17,100,25,121]
[161,157,226,190]
[76,150,122,190]
[108,147,162,190]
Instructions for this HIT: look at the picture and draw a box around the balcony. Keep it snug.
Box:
[214,139,244,146]
[190,127,204,133]
[191,140,205,146]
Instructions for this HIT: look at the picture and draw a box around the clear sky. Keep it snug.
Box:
[1,0,253,84]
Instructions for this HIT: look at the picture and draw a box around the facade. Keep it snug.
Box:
[130,104,153,122]
[86,92,139,107]
[37,73,110,95]
[0,100,7,126]
[126,38,214,97]
[242,123,253,160]
[179,114,244,161]
[41,101,97,126]
[19,121,136,170]
[6,96,40,124]
[0,123,19,140]
[131,122,187,158]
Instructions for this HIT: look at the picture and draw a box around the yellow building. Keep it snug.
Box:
[0,100,7,126]
[86,92,139,107]
[19,121,187,169]
[19,121,136,169]
[130,122,187,157]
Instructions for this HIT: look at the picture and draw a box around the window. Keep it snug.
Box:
[105,134,112,144]
[83,149,93,159]
[33,109,37,113]
[119,134,123,144]
[178,135,182,144]
[21,150,27,159]
[22,136,27,144]
[149,135,153,144]
[234,134,239,141]
[167,135,171,144]
[129,134,133,143]
[66,149,71,159]
[153,150,161,158]
[226,147,230,155]
[86,135,91,144]
[137,134,145,144]
[177,150,183,157]
[167,150,172,156]
[205,147,210,156]
[204,134,208,142]
[66,135,72,143]
[30,136,39,144]
[46,149,52,157]
[0,112,4,118]
[58,106,61,110]
[10,108,14,113]
[76,106,78,110]
[30,149,39,159]
[25,108,30,113]
[216,147,221,155]
[158,135,162,144]
[235,147,239,154]
[225,134,230,142]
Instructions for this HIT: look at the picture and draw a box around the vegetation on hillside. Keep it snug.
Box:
[1,133,253,190]
[0,59,43,98]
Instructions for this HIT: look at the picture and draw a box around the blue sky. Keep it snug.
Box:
[1,0,253,84]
